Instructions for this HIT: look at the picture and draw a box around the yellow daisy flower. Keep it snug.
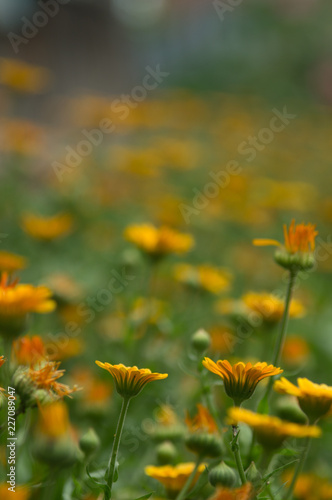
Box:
[0,57,51,93]
[145,462,206,494]
[22,213,73,241]
[274,377,332,422]
[0,273,56,337]
[227,407,321,450]
[95,362,168,398]
[0,251,27,274]
[203,358,283,405]
[242,292,305,323]
[253,220,318,271]
[124,223,194,257]
[174,263,231,294]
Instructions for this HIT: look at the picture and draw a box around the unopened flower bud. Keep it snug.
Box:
[245,461,262,486]
[186,433,223,458]
[156,441,177,465]
[208,461,237,488]
[191,329,211,353]
[79,428,100,456]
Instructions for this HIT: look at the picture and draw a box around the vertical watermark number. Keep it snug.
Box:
[7,387,16,493]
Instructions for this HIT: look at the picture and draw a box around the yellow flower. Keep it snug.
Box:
[203,358,283,405]
[0,273,56,336]
[283,472,332,500]
[0,484,30,500]
[22,213,73,241]
[208,483,254,500]
[242,292,305,323]
[253,220,318,271]
[145,462,206,493]
[274,377,332,422]
[124,223,194,257]
[38,401,70,439]
[227,407,321,450]
[174,263,231,294]
[95,362,168,398]
[0,251,27,274]
[0,57,51,93]
[185,404,218,434]
[13,335,46,366]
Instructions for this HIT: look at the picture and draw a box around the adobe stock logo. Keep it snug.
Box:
[7,0,70,54]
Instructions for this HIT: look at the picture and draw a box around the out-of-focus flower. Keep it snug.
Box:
[174,263,231,295]
[28,362,78,399]
[274,377,332,422]
[45,274,84,304]
[0,484,30,500]
[185,404,222,457]
[39,401,70,439]
[124,223,194,257]
[0,58,51,93]
[283,471,332,500]
[203,358,283,405]
[282,336,310,366]
[208,482,254,500]
[253,220,318,271]
[185,404,218,434]
[0,251,27,274]
[0,118,46,156]
[242,292,305,323]
[0,273,56,337]
[209,325,236,354]
[145,462,206,494]
[95,362,168,398]
[227,407,321,450]
[13,335,45,366]
[21,213,73,241]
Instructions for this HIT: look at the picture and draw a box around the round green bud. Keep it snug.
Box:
[191,329,211,353]
[208,461,237,488]
[156,441,177,465]
[275,400,307,424]
[79,428,100,456]
[33,438,82,468]
[152,425,186,443]
[186,433,223,458]
[245,461,262,486]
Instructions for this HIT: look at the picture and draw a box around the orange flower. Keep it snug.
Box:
[185,404,218,434]
[29,361,78,399]
[282,336,310,366]
[38,401,70,439]
[253,220,318,271]
[96,361,168,398]
[203,358,283,405]
[208,483,254,500]
[13,335,45,366]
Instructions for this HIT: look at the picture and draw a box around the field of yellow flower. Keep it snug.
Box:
[1,37,332,500]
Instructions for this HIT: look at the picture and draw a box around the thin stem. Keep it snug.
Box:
[175,455,202,500]
[231,426,247,485]
[104,397,131,500]
[258,270,297,413]
[284,437,311,500]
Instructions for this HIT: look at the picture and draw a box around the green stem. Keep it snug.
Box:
[258,270,297,413]
[284,437,311,500]
[104,397,131,500]
[175,455,202,500]
[231,426,247,485]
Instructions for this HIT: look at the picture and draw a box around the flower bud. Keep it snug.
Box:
[275,400,307,424]
[191,329,211,353]
[208,461,237,488]
[274,249,315,272]
[245,461,262,486]
[79,428,100,456]
[185,433,223,458]
[156,441,177,465]
[33,438,82,468]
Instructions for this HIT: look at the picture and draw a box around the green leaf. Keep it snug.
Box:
[263,459,299,482]
[133,493,154,500]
